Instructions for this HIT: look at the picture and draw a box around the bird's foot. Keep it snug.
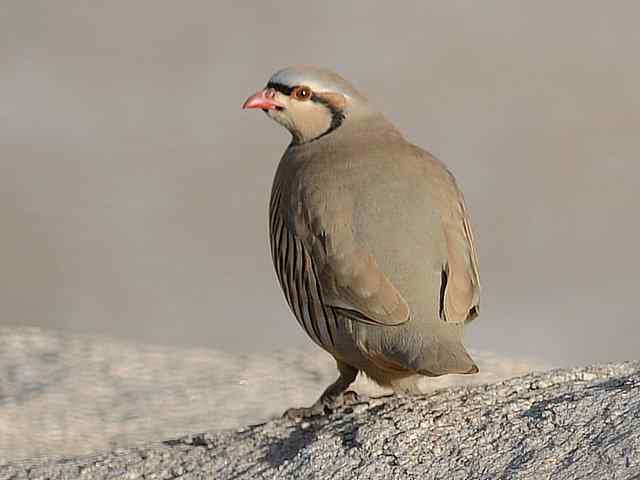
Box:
[283,390,368,420]
[282,404,325,420]
[342,390,369,406]
[283,396,337,420]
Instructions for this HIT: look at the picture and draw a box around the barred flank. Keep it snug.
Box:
[269,183,336,351]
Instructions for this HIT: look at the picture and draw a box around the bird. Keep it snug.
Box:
[242,66,480,418]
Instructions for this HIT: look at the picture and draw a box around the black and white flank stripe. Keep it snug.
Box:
[268,181,338,352]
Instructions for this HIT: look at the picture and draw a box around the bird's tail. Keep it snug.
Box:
[416,339,478,377]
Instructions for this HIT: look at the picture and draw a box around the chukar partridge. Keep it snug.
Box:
[243,66,480,418]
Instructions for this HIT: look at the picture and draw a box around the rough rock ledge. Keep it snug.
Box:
[2,362,639,480]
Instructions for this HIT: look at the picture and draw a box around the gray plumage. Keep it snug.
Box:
[244,66,480,417]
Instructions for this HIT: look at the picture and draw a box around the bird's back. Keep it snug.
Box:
[281,121,449,322]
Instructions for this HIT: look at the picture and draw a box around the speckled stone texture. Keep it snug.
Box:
[0,327,539,462]
[3,361,638,480]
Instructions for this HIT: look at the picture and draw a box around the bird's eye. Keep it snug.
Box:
[292,86,312,101]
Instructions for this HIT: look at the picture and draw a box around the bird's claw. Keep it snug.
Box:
[282,390,369,420]
[282,404,326,420]
[342,390,368,406]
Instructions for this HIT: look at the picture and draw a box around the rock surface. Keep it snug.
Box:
[0,327,539,462]
[3,361,639,480]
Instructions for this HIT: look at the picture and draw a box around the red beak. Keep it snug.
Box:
[242,88,283,110]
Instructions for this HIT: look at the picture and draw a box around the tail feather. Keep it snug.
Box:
[417,340,478,377]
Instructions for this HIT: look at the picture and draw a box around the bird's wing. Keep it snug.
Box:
[270,159,410,329]
[318,242,410,327]
[304,216,410,327]
[429,157,481,324]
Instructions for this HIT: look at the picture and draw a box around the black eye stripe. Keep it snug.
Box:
[267,82,314,100]
[266,82,294,96]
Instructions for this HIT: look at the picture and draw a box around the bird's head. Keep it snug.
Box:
[242,66,368,145]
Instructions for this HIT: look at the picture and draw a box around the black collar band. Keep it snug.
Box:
[311,94,345,142]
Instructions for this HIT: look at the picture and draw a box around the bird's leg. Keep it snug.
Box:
[284,361,358,419]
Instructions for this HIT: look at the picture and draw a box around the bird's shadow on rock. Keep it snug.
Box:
[263,422,319,468]
[262,406,382,469]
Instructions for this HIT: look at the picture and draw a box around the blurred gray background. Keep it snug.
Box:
[1,1,638,368]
